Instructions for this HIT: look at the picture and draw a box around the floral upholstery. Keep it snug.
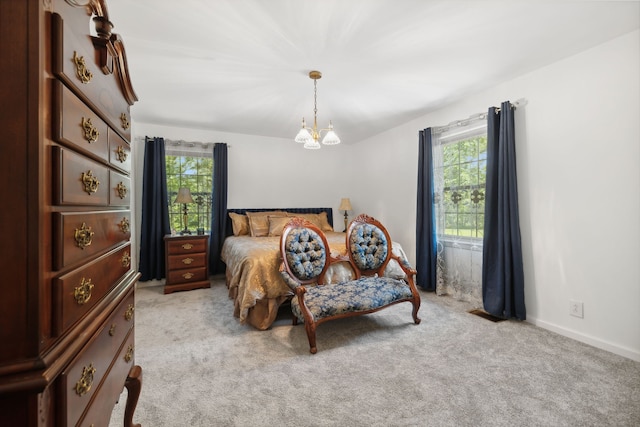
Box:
[279,214,421,354]
[289,276,414,322]
[282,227,327,281]
[348,223,388,271]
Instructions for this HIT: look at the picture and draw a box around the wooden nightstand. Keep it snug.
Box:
[164,234,211,294]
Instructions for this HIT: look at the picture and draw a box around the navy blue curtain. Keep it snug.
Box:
[139,137,171,281]
[416,128,437,291]
[209,143,228,274]
[482,102,526,320]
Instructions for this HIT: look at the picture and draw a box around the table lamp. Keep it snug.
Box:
[175,187,194,235]
[339,197,352,232]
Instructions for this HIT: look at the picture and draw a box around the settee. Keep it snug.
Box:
[279,214,421,353]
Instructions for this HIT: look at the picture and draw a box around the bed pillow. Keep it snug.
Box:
[287,212,333,232]
[267,216,292,237]
[316,211,334,232]
[246,211,286,237]
[229,212,250,236]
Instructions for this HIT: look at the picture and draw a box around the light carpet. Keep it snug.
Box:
[109,279,640,426]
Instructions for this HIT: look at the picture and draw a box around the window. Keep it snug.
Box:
[434,125,487,240]
[165,154,213,233]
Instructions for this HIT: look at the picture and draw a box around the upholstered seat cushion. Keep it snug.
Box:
[290,276,414,322]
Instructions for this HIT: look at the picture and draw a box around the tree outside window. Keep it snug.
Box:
[165,155,213,233]
[436,135,487,239]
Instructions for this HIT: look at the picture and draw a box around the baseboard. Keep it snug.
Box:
[527,316,640,362]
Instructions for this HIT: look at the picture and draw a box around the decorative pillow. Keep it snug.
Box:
[228,212,250,236]
[268,216,291,237]
[246,211,286,237]
[287,212,333,231]
[316,211,334,232]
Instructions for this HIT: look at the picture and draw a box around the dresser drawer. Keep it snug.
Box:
[59,290,135,427]
[78,329,135,427]
[53,210,131,270]
[167,266,208,285]
[52,80,110,163]
[53,244,132,336]
[52,146,110,206]
[52,13,132,142]
[109,129,132,173]
[166,237,207,255]
[109,170,131,207]
[167,252,206,270]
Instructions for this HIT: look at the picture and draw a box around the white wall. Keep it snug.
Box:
[345,30,640,361]
[131,30,639,361]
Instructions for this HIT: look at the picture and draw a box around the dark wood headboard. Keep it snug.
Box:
[225,207,333,237]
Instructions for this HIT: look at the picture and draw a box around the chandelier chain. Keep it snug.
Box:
[313,79,318,128]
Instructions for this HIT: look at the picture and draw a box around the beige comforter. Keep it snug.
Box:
[221,232,409,330]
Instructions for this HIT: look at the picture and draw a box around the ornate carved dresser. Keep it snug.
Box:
[0,0,142,425]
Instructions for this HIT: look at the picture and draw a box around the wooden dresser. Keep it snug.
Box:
[0,1,142,425]
[164,234,211,294]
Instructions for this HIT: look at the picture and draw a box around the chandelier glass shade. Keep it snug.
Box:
[295,70,340,149]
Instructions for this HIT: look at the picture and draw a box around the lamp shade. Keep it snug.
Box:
[339,198,352,211]
[175,187,194,204]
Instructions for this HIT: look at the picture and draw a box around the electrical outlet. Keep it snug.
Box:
[570,300,584,318]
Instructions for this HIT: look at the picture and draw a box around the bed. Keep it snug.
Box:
[221,208,410,330]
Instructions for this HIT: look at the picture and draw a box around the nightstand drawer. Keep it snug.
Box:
[166,238,207,255]
[167,266,207,285]
[167,252,206,270]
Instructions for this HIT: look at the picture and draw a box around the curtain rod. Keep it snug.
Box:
[144,137,230,148]
[432,98,525,134]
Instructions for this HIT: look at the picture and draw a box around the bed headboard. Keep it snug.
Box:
[225,207,333,237]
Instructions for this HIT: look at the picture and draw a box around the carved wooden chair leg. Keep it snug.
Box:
[413,305,422,324]
[124,365,142,427]
[305,323,318,354]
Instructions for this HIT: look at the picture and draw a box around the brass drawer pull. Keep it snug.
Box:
[181,243,193,250]
[81,117,99,143]
[109,324,116,336]
[182,272,194,280]
[182,257,194,265]
[73,51,93,84]
[124,304,134,321]
[124,344,134,363]
[121,251,131,268]
[81,170,100,195]
[120,113,130,130]
[73,277,93,305]
[118,217,130,234]
[116,181,128,199]
[116,145,128,163]
[75,364,96,396]
[74,223,94,249]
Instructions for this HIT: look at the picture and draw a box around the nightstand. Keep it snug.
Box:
[164,234,210,294]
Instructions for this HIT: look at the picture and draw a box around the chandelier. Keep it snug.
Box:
[294,70,340,149]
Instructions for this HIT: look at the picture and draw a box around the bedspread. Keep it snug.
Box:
[221,231,409,330]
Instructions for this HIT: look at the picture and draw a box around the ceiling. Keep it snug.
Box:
[106,0,639,144]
